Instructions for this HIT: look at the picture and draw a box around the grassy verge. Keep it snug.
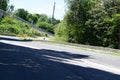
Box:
[36,40,120,56]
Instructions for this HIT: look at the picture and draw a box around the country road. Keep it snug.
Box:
[0,36,120,80]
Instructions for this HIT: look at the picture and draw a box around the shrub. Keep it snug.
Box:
[0,15,42,37]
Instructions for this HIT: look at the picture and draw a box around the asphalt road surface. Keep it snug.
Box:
[0,36,120,80]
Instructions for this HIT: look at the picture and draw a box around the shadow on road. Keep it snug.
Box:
[0,42,120,80]
[0,36,32,42]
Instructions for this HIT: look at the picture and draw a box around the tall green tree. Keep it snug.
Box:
[0,0,9,11]
[56,0,93,43]
[55,0,120,49]
[26,13,38,24]
[14,8,28,20]
[112,14,120,48]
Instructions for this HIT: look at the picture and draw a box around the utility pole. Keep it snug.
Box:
[51,2,56,24]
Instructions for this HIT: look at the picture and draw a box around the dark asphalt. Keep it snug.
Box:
[0,37,120,80]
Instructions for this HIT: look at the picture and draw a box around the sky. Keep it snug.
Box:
[9,0,65,20]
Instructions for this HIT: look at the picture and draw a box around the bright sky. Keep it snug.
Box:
[9,0,65,20]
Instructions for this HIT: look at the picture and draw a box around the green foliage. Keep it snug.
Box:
[57,0,93,43]
[0,0,9,11]
[112,14,120,48]
[0,16,41,37]
[14,8,28,20]
[13,9,60,34]
[55,20,69,42]
[26,13,38,24]
[55,0,120,49]
[37,14,48,22]
[36,22,53,33]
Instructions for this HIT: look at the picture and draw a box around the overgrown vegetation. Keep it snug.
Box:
[55,0,120,49]
[0,16,41,37]
[1,0,119,49]
[14,9,60,34]
[0,0,60,37]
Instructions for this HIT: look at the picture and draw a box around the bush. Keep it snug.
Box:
[36,22,54,33]
[0,15,42,37]
[54,21,69,42]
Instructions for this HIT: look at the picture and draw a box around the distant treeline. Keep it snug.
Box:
[13,8,60,33]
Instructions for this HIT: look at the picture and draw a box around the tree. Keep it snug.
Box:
[36,22,53,33]
[37,14,48,22]
[14,8,28,20]
[111,14,120,48]
[0,0,9,11]
[8,4,14,12]
[101,0,120,48]
[55,0,120,49]
[26,13,38,24]
[56,0,93,43]
[55,20,69,41]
